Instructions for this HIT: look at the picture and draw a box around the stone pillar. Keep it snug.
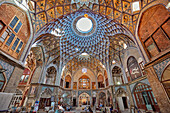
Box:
[145,66,170,113]
[4,66,24,93]
[126,85,135,113]
[110,86,116,109]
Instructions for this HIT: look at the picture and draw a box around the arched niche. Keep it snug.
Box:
[133,83,160,112]
[39,88,53,109]
[98,92,106,107]
[97,74,104,88]
[161,64,170,99]
[115,88,129,111]
[112,66,124,85]
[45,66,57,85]
[127,56,142,81]
[79,75,90,89]
[0,3,31,60]
[79,92,90,106]
[65,75,71,88]
[0,64,7,91]
[138,4,170,59]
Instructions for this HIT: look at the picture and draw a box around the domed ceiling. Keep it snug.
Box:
[35,9,135,69]
[22,0,155,73]
[28,0,156,34]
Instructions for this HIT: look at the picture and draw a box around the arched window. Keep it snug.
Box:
[98,74,104,88]
[112,66,124,85]
[127,56,142,81]
[65,75,71,88]
[19,68,31,84]
[161,64,170,99]
[134,83,159,111]
[79,75,90,89]
[138,4,170,58]
[0,71,6,91]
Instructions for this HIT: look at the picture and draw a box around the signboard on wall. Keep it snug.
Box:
[127,56,142,80]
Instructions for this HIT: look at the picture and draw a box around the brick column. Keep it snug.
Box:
[145,66,170,113]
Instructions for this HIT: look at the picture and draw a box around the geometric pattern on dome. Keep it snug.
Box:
[64,55,105,75]
[36,10,135,67]
[28,0,156,34]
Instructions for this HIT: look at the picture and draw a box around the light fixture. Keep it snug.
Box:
[112,60,116,64]
[117,81,121,85]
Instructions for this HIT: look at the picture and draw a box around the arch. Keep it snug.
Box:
[133,82,160,111]
[137,4,170,59]
[45,66,57,85]
[115,88,127,97]
[0,64,7,91]
[40,88,53,98]
[127,56,142,81]
[78,75,90,89]
[97,74,104,88]
[112,66,124,85]
[98,92,106,107]
[161,63,170,99]
[79,92,91,106]
[0,2,34,62]
[135,2,168,62]
[65,75,71,88]
[19,68,31,84]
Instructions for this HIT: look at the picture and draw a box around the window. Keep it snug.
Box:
[9,16,22,33]
[19,75,29,83]
[19,68,30,84]
[12,38,20,50]
[16,41,23,53]
[0,28,12,42]
[6,33,15,46]
[79,75,90,89]
[9,16,19,28]
[132,1,140,12]
[14,21,22,33]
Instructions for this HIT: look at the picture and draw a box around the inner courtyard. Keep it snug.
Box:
[0,0,170,113]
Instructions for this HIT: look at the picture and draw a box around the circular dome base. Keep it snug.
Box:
[76,17,93,33]
[72,15,97,37]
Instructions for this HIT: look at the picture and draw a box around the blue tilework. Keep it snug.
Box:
[0,59,14,81]
[153,58,170,81]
